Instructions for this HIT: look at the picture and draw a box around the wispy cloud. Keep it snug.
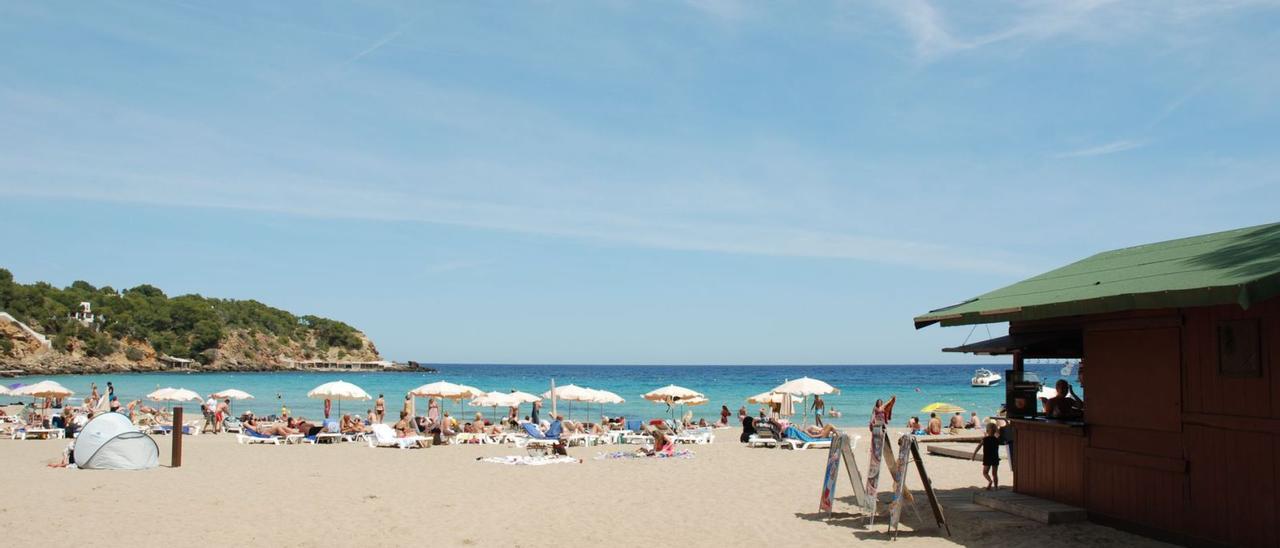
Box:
[877,0,1276,61]
[341,15,420,67]
[1054,139,1147,158]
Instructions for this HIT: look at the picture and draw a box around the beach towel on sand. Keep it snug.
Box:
[594,449,694,460]
[479,455,578,466]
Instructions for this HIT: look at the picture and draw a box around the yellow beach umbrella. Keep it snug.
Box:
[921,402,966,414]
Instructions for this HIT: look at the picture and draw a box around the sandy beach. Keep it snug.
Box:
[1,430,1170,548]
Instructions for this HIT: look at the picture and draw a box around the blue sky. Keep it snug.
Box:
[1,1,1277,364]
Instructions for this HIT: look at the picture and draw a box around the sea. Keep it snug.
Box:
[3,363,1076,427]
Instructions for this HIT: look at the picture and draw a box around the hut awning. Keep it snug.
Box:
[942,331,1081,358]
[915,222,1280,329]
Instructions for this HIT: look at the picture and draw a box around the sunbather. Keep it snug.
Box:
[246,418,297,437]
[638,430,675,457]
[804,424,839,438]
[393,411,415,437]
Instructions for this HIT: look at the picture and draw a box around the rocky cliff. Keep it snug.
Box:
[0,321,385,375]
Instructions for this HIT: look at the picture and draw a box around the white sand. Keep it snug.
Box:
[0,430,1172,547]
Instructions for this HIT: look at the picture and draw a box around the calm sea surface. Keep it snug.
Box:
[3,363,1075,427]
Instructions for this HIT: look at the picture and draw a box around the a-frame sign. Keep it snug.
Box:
[886,434,951,539]
[818,432,873,517]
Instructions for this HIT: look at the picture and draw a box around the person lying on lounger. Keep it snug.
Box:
[245,418,298,437]
[804,424,839,438]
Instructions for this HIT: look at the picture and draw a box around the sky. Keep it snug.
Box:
[1,1,1278,364]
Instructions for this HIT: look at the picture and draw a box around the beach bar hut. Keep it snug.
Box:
[913,222,1280,547]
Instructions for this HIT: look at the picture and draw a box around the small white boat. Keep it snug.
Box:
[971,368,1002,387]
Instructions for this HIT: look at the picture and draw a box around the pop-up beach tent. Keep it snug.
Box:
[74,413,159,470]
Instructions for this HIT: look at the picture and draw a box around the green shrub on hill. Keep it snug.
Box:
[0,268,364,360]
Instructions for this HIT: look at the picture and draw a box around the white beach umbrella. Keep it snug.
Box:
[642,384,703,402]
[508,391,541,404]
[12,380,74,422]
[470,391,520,422]
[770,377,839,396]
[12,380,74,398]
[682,396,709,406]
[411,381,484,417]
[540,384,594,420]
[308,381,372,401]
[308,380,372,419]
[540,384,593,401]
[583,389,624,420]
[147,387,202,402]
[212,389,254,400]
[747,391,785,405]
[410,381,482,400]
[643,385,704,421]
[770,377,839,425]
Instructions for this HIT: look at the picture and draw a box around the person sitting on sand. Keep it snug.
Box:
[638,429,675,457]
[719,405,731,427]
[967,412,981,429]
[804,423,840,438]
[949,412,965,432]
[927,413,943,435]
[737,406,747,423]
[698,418,709,428]
[906,416,922,434]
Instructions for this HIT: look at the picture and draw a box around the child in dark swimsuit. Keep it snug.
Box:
[971,422,1001,490]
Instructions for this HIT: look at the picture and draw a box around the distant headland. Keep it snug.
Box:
[0,268,430,376]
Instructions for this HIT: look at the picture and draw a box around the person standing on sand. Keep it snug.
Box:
[971,422,1001,490]
[719,405,731,426]
[374,394,386,423]
[216,399,230,432]
[812,395,826,427]
[428,397,440,425]
[737,406,747,423]
[203,395,219,433]
[403,394,414,418]
[89,383,99,408]
[531,399,541,425]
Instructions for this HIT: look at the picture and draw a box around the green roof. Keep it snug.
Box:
[915,222,1280,329]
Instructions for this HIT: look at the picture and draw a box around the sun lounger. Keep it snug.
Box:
[781,426,832,450]
[14,427,64,440]
[515,421,563,450]
[367,423,427,449]
[747,422,783,448]
[236,427,282,445]
[673,426,714,445]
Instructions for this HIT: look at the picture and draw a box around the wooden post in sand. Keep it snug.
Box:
[172,406,183,467]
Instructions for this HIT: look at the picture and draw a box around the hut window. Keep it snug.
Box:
[1217,319,1261,377]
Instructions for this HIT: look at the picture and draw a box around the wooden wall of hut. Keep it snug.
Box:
[1008,298,1279,545]
[1179,298,1279,547]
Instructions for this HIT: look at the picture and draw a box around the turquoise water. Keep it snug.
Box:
[3,363,1074,427]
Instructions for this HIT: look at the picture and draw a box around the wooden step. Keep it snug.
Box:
[973,489,1087,524]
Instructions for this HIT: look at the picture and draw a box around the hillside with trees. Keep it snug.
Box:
[0,268,382,372]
